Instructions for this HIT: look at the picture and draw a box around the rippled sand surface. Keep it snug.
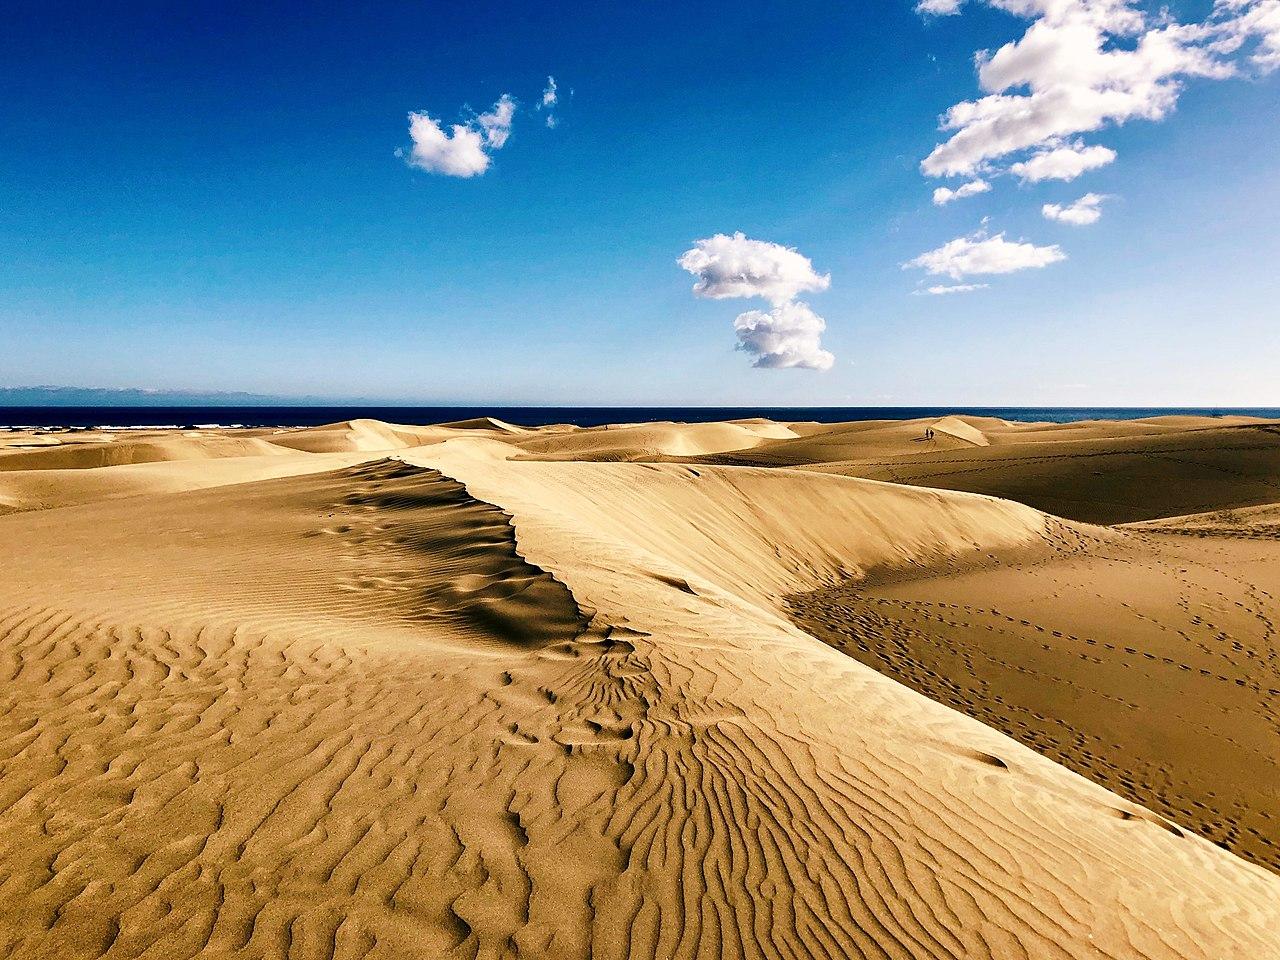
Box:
[2,416,1278,959]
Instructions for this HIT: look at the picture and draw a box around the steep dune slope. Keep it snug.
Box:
[791,522,1280,870]
[1,432,1278,958]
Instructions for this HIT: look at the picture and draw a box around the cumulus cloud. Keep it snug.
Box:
[1043,192,1107,224]
[734,301,835,370]
[905,231,1066,278]
[914,283,991,294]
[1212,0,1280,70]
[403,94,516,177]
[917,0,966,13]
[1009,141,1116,181]
[932,178,992,204]
[679,233,835,370]
[678,232,831,305]
[919,0,1280,178]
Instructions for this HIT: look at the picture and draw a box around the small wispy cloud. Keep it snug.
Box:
[913,283,991,295]
[538,76,560,128]
[1043,192,1108,225]
[905,231,1065,279]
[1010,143,1117,183]
[915,0,965,15]
[477,95,515,148]
[932,178,991,205]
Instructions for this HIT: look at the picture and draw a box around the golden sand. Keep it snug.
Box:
[1,415,1278,959]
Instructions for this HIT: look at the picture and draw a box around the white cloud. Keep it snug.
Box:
[1212,0,1280,70]
[678,232,831,305]
[1009,141,1116,181]
[914,283,991,294]
[403,94,516,177]
[680,233,835,370]
[932,178,992,204]
[734,302,835,370]
[917,0,966,13]
[1043,192,1107,224]
[478,95,515,148]
[919,0,1277,178]
[906,231,1066,278]
[538,76,561,127]
[405,113,491,177]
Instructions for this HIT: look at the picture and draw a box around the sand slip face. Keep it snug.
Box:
[0,435,1277,958]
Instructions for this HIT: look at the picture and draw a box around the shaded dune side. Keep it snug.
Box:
[408,452,1280,960]
[318,460,588,647]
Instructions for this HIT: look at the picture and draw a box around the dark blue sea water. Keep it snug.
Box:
[3,406,1279,429]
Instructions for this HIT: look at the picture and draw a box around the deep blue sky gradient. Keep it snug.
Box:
[2,1,1277,403]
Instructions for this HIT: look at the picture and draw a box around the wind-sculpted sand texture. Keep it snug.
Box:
[1132,502,1280,539]
[1,419,1279,958]
[789,523,1280,871]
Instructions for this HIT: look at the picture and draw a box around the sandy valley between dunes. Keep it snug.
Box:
[1,414,1279,959]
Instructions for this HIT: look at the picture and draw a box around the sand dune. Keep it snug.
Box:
[510,419,798,461]
[0,451,370,515]
[434,415,532,433]
[791,521,1280,870]
[931,414,990,446]
[1132,501,1280,538]
[0,434,291,471]
[1,416,1278,958]
[697,417,1280,523]
[262,418,457,453]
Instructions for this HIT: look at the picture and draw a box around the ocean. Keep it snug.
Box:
[3,405,1279,429]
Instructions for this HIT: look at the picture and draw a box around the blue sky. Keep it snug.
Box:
[2,0,1277,404]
